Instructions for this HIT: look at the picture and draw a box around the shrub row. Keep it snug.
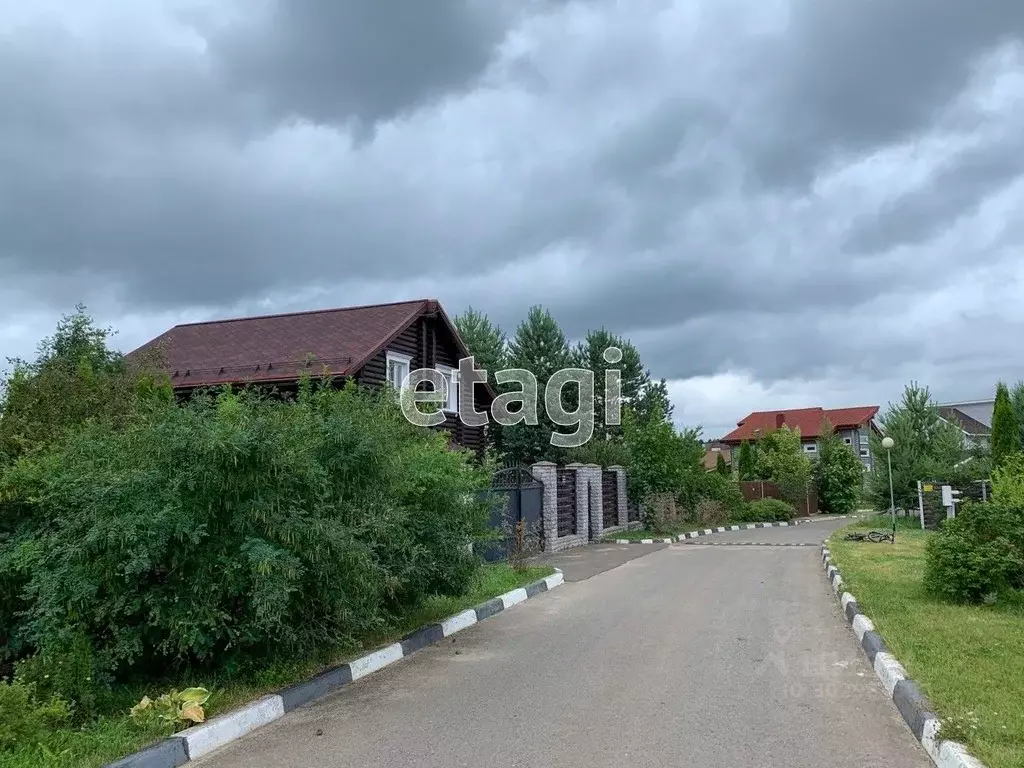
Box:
[0,382,491,714]
[733,498,796,523]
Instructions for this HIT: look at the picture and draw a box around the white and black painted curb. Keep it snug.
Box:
[612,515,862,545]
[105,569,565,768]
[820,546,987,768]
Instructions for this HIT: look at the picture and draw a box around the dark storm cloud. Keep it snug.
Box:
[3,0,1024,408]
[747,0,1024,188]
[208,0,510,129]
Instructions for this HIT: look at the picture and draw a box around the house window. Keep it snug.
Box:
[386,351,412,391]
[437,365,459,412]
[804,443,817,453]
[843,437,852,445]
[860,447,870,457]
[860,434,870,446]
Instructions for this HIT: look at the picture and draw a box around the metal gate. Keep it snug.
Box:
[478,466,544,561]
[556,467,578,537]
[602,470,618,528]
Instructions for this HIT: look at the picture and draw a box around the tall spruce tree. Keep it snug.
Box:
[991,381,1021,467]
[1009,381,1024,452]
[868,382,965,510]
[502,306,572,464]
[715,452,730,476]
[453,307,507,452]
[572,328,647,441]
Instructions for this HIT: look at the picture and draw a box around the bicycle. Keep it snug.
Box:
[843,530,893,543]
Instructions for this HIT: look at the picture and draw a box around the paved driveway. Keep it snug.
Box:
[197,519,928,768]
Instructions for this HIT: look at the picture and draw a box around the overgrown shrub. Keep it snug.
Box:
[642,493,680,534]
[991,453,1024,506]
[735,498,796,522]
[814,419,864,515]
[0,680,70,750]
[697,473,745,515]
[0,381,490,680]
[14,633,110,723]
[694,499,729,527]
[924,502,1024,603]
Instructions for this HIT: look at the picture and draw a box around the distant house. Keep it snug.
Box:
[128,299,493,456]
[703,441,732,471]
[720,406,881,470]
[937,399,994,449]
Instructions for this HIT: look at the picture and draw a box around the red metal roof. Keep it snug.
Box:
[129,299,432,389]
[720,406,879,444]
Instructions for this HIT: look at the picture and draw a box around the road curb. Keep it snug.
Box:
[820,546,987,768]
[104,569,565,768]
[610,515,861,545]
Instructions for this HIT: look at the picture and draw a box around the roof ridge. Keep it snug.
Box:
[172,299,432,329]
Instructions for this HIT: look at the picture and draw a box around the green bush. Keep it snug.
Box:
[0,381,490,680]
[735,498,796,522]
[991,453,1024,506]
[642,493,680,534]
[14,633,109,723]
[694,499,728,527]
[0,680,70,751]
[924,502,1024,603]
[697,473,745,515]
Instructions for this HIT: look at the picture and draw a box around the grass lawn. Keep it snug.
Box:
[828,521,1024,768]
[1,563,554,768]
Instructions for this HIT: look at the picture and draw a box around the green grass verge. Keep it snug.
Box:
[829,521,1024,768]
[0,563,555,768]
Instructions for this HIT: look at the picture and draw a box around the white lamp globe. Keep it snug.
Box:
[882,437,894,449]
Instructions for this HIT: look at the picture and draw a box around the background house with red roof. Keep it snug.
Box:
[719,405,881,470]
[128,298,492,456]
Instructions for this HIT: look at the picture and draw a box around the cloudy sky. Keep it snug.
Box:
[3,0,1024,438]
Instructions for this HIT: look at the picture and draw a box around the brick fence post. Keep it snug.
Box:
[608,465,628,527]
[583,464,604,540]
[531,461,558,552]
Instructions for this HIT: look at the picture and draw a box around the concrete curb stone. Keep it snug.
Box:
[611,515,866,545]
[820,546,988,768]
[104,568,565,768]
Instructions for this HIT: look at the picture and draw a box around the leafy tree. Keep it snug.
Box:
[0,305,166,465]
[814,418,864,515]
[715,452,730,476]
[868,382,965,511]
[991,381,1020,467]
[633,377,673,426]
[755,426,813,506]
[502,306,572,464]
[737,440,756,481]
[572,328,647,441]
[621,401,703,505]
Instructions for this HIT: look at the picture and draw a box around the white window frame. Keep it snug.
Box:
[385,351,412,391]
[804,443,817,453]
[860,447,870,457]
[843,437,852,445]
[437,365,459,413]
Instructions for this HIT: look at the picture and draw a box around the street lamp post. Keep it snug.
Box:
[882,436,896,544]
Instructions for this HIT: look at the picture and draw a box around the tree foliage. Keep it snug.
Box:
[814,419,863,515]
[868,382,966,511]
[0,381,491,677]
[1010,381,1024,451]
[737,440,756,481]
[621,403,703,505]
[991,381,1021,468]
[453,307,507,451]
[715,452,730,476]
[755,426,812,506]
[571,328,647,441]
[502,306,573,464]
[632,377,673,426]
[0,306,166,465]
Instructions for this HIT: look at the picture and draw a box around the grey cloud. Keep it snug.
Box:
[843,132,1024,254]
[207,0,511,130]
[4,0,1024,408]
[747,0,1024,188]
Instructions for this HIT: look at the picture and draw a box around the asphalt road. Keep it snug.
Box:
[197,518,929,768]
